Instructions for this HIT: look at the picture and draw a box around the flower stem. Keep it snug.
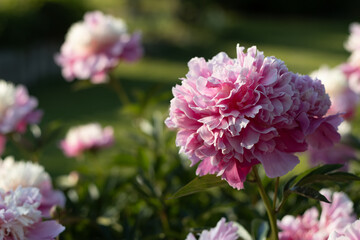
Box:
[273,177,280,210]
[252,166,279,240]
[109,76,130,105]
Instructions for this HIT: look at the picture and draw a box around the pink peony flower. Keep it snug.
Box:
[0,186,65,240]
[185,218,239,240]
[278,207,320,240]
[0,80,42,135]
[60,123,114,157]
[165,44,341,189]
[310,65,359,120]
[0,156,65,217]
[278,189,356,240]
[328,220,360,240]
[55,11,143,84]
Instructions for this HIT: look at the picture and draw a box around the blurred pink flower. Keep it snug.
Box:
[55,11,143,84]
[310,65,359,120]
[165,44,341,189]
[278,207,320,240]
[278,189,356,240]
[0,186,65,240]
[344,23,360,52]
[342,23,360,94]
[0,80,42,135]
[0,156,65,217]
[185,218,239,240]
[328,219,360,240]
[60,123,114,157]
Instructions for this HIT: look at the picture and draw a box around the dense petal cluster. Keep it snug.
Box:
[310,65,359,120]
[165,45,341,189]
[0,186,64,240]
[328,220,360,240]
[0,156,65,217]
[278,189,356,240]
[55,11,143,83]
[60,123,114,157]
[342,23,360,94]
[185,218,239,240]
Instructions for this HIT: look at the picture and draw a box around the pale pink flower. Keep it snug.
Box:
[344,23,360,52]
[55,11,143,84]
[328,220,360,240]
[0,80,42,135]
[278,207,320,240]
[165,44,341,189]
[317,189,356,238]
[0,156,65,217]
[310,65,359,120]
[0,186,65,240]
[342,23,360,94]
[278,189,355,240]
[60,123,114,157]
[185,218,239,240]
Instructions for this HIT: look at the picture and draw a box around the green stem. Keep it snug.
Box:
[109,76,130,105]
[252,166,279,240]
[273,177,280,210]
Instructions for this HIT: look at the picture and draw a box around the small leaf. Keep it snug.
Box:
[289,186,330,203]
[169,175,228,199]
[251,219,269,240]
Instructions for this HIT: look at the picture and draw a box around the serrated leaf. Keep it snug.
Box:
[289,186,330,203]
[251,219,269,240]
[169,175,228,199]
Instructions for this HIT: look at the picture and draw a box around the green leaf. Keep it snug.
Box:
[283,175,297,192]
[251,219,269,240]
[168,175,228,199]
[296,172,360,186]
[295,164,344,186]
[289,186,330,203]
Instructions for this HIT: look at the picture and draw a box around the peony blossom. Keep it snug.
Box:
[310,65,359,120]
[185,218,239,240]
[0,186,65,240]
[165,44,341,189]
[328,220,360,240]
[278,189,356,240]
[55,11,143,84]
[60,123,114,157]
[0,80,42,150]
[0,156,65,217]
